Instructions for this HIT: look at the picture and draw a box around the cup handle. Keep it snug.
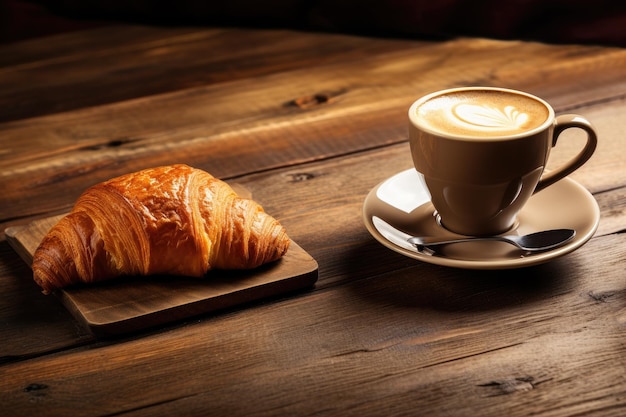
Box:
[534,114,597,193]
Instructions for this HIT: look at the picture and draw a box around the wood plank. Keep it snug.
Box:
[0,230,623,416]
[2,38,626,230]
[3,37,624,165]
[0,26,419,122]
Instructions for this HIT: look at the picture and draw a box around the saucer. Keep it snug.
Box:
[363,169,600,269]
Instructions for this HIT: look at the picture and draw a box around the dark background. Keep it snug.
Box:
[2,0,626,46]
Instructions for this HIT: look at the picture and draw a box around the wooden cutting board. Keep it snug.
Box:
[6,212,318,337]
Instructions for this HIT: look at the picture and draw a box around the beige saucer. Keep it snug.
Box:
[363,169,600,269]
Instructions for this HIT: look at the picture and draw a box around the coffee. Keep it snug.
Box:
[413,89,550,138]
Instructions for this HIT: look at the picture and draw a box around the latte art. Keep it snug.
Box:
[452,104,529,131]
[413,90,550,138]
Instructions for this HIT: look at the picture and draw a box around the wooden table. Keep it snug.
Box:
[1,25,625,416]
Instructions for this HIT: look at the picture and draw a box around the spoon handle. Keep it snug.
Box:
[408,235,507,249]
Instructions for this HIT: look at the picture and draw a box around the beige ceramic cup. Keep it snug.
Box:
[408,87,597,236]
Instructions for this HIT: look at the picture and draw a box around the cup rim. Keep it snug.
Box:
[408,86,556,141]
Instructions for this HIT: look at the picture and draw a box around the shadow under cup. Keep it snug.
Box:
[408,87,597,237]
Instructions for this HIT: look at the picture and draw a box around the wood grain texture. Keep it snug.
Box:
[2,35,626,231]
[1,233,624,416]
[0,25,625,417]
[0,26,420,122]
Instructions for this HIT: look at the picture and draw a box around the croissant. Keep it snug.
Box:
[32,164,290,294]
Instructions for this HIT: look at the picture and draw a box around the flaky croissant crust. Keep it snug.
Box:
[32,164,290,294]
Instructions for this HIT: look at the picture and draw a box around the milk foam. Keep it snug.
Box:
[415,90,549,137]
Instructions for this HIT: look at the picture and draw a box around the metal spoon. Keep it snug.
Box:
[407,229,576,253]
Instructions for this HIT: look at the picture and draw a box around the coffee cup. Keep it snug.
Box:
[408,86,597,236]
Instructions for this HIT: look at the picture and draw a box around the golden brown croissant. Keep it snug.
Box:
[32,164,290,294]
